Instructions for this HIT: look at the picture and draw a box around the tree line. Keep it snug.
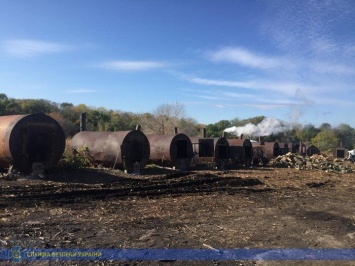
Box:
[0,93,353,152]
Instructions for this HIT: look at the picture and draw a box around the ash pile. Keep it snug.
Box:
[268,153,354,173]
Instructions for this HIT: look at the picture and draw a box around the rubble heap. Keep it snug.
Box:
[268,152,354,173]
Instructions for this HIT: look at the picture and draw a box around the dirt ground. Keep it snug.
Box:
[0,164,354,265]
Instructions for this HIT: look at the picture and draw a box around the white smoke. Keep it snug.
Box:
[224,117,286,137]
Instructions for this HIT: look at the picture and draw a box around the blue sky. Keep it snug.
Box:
[1,0,355,127]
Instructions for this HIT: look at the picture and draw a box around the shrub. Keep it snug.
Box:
[55,146,92,172]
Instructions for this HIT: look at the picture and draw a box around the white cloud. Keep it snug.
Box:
[206,47,289,69]
[97,60,168,71]
[184,75,318,96]
[185,76,256,89]
[3,39,72,57]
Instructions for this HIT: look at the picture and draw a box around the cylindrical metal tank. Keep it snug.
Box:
[306,145,320,156]
[262,142,280,160]
[299,141,307,156]
[227,138,253,167]
[71,130,150,173]
[0,114,65,174]
[277,143,289,155]
[334,147,347,158]
[190,137,229,168]
[146,133,193,170]
[288,142,299,153]
[251,142,268,165]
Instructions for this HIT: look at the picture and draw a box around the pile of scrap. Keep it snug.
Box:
[268,152,354,173]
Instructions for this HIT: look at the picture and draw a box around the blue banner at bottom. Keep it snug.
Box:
[1,248,355,262]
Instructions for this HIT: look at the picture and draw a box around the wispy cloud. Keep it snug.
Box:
[206,47,289,70]
[97,60,168,71]
[183,75,318,96]
[260,0,355,55]
[3,39,73,57]
[186,76,256,89]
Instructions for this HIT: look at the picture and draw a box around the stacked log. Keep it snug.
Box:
[268,152,354,173]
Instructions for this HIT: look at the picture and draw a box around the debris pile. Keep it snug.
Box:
[268,153,354,173]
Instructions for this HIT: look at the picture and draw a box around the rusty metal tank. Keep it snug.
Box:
[227,138,253,167]
[0,114,65,174]
[334,147,347,158]
[262,142,280,160]
[307,145,320,156]
[190,137,229,168]
[278,143,289,155]
[288,142,299,153]
[251,142,268,165]
[71,130,150,173]
[252,141,280,162]
[299,141,307,156]
[146,133,193,170]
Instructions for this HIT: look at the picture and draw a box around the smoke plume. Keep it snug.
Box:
[224,117,286,137]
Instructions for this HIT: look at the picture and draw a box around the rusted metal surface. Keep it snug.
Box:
[0,114,65,174]
[251,142,268,165]
[299,141,307,156]
[146,133,193,170]
[287,142,299,153]
[190,137,229,168]
[306,145,320,156]
[71,130,150,173]
[252,141,280,162]
[227,138,252,167]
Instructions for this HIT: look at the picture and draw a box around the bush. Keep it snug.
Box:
[54,147,92,172]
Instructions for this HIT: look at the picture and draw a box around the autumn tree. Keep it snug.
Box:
[311,130,338,153]
[138,103,197,135]
[295,123,319,142]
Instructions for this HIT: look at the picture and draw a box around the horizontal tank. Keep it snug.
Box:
[146,133,193,170]
[227,138,253,167]
[299,141,307,156]
[307,145,320,156]
[252,141,280,162]
[71,130,150,173]
[262,142,280,160]
[288,142,299,153]
[251,142,268,165]
[278,143,289,155]
[0,114,65,174]
[190,137,229,168]
[334,147,347,158]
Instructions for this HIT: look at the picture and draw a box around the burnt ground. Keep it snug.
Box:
[0,165,354,266]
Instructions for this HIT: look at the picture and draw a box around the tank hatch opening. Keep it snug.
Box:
[217,145,228,159]
[199,139,214,157]
[25,123,55,164]
[176,139,188,158]
[127,141,146,162]
[245,146,253,158]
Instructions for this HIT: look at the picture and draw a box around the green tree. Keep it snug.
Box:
[0,93,8,100]
[311,130,339,153]
[295,123,319,142]
[206,120,231,137]
[319,123,332,131]
[20,99,59,114]
[335,123,355,149]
